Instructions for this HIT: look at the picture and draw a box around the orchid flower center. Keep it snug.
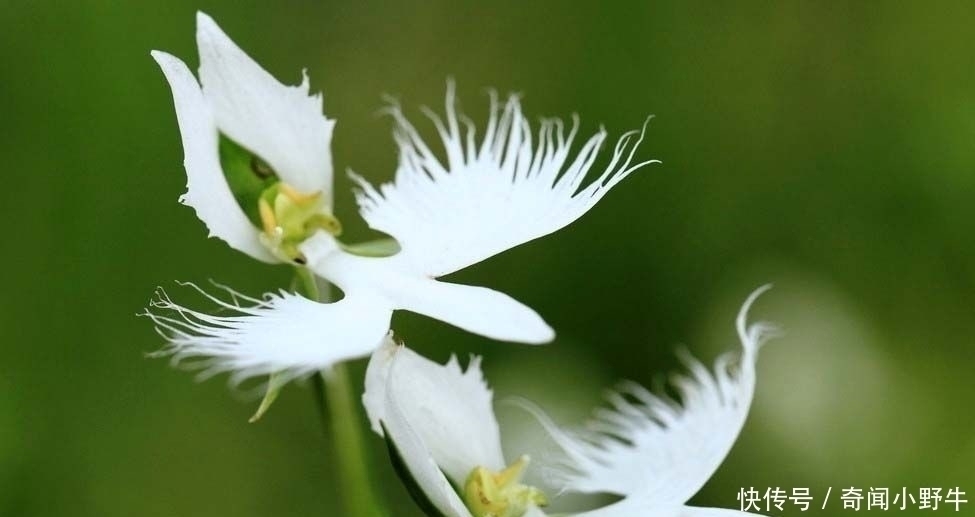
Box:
[463,455,548,517]
[217,134,341,264]
[257,182,342,264]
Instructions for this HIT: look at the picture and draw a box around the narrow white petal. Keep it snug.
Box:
[363,344,506,487]
[353,84,658,278]
[538,287,776,506]
[145,282,393,383]
[308,243,554,344]
[196,12,335,197]
[385,278,554,344]
[151,50,275,262]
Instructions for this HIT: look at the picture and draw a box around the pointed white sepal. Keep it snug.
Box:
[353,83,658,278]
[151,50,276,262]
[196,12,336,198]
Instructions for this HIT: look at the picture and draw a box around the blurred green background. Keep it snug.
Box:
[2,1,973,516]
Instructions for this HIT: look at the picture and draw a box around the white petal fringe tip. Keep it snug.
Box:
[527,286,777,510]
[144,282,392,385]
[352,84,660,278]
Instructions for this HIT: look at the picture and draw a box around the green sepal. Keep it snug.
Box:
[249,371,288,423]
[380,421,451,517]
[218,133,279,226]
[341,238,402,258]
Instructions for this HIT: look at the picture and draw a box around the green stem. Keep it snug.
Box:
[294,267,320,301]
[323,364,385,517]
[294,267,386,517]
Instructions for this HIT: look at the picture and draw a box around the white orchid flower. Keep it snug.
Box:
[148,13,658,382]
[362,287,777,517]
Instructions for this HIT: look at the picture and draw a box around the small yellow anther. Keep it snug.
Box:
[255,182,342,263]
[494,455,530,487]
[258,197,277,235]
[279,183,321,204]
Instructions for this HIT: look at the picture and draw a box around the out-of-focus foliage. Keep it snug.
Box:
[1,2,973,516]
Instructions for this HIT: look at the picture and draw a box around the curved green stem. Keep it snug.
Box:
[295,267,386,517]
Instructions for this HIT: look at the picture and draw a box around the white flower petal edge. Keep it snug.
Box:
[196,12,335,197]
[540,286,777,517]
[378,350,476,517]
[363,339,506,485]
[150,50,274,262]
[353,83,660,278]
[365,287,775,517]
[152,12,334,260]
[145,282,393,384]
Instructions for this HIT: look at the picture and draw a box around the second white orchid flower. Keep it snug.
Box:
[148,13,658,382]
[363,287,777,517]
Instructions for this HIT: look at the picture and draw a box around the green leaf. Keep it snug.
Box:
[381,421,450,517]
[249,371,288,423]
[342,238,401,258]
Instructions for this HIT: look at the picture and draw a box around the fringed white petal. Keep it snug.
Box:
[150,50,275,263]
[536,286,777,507]
[363,343,507,487]
[196,12,335,198]
[145,282,393,383]
[353,83,658,278]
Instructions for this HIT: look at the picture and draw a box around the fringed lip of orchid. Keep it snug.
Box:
[144,278,396,384]
[362,286,778,517]
[148,13,659,383]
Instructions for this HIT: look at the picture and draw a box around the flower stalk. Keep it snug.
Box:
[295,267,386,517]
